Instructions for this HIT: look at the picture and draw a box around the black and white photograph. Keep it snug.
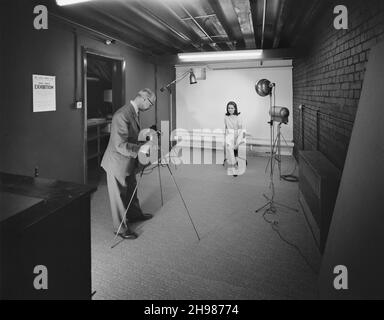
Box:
[0,0,383,303]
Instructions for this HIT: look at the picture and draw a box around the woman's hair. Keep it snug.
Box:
[225,101,240,116]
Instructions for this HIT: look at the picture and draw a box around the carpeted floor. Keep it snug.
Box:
[90,154,321,300]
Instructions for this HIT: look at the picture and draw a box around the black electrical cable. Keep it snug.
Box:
[281,158,299,182]
[261,208,319,275]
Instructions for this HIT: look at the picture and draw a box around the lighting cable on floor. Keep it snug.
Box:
[261,208,319,275]
[280,157,299,182]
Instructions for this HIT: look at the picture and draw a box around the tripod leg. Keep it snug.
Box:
[165,163,201,241]
[265,134,279,173]
[255,201,271,213]
[157,161,164,207]
[280,132,289,146]
[111,172,143,247]
[277,125,282,179]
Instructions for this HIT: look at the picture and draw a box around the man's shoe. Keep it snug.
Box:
[129,213,153,223]
[115,229,138,240]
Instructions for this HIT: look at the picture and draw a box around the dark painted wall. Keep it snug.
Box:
[0,0,173,183]
[0,10,5,171]
[293,0,384,169]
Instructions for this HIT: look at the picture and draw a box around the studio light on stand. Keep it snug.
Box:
[160,68,197,92]
[189,69,197,84]
[268,106,290,178]
[254,79,298,215]
[160,68,197,163]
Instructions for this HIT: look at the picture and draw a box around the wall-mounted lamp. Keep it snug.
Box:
[159,68,198,138]
[160,68,197,92]
[189,69,197,84]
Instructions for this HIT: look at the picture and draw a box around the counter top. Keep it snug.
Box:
[0,172,96,233]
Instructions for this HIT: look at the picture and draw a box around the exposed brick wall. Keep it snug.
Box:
[293,0,384,169]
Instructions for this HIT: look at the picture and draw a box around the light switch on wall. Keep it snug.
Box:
[76,101,82,109]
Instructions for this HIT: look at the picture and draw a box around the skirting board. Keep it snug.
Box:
[173,130,294,156]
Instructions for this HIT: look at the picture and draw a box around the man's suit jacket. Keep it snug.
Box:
[101,103,141,182]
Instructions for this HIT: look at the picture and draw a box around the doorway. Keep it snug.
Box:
[83,50,126,185]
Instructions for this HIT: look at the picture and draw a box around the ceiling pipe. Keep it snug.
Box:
[86,7,181,54]
[133,4,204,52]
[261,0,267,49]
[132,4,191,42]
[273,0,287,48]
[178,2,219,50]
[181,14,217,21]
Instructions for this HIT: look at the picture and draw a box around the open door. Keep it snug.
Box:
[82,49,126,185]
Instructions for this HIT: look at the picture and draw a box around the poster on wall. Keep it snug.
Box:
[32,74,56,112]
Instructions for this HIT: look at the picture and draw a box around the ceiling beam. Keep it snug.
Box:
[260,0,267,49]
[113,1,193,52]
[136,0,205,52]
[249,0,260,48]
[49,12,150,55]
[232,0,257,49]
[179,2,226,51]
[272,0,289,48]
[86,7,179,55]
[162,1,218,52]
[207,0,245,49]
[291,0,327,47]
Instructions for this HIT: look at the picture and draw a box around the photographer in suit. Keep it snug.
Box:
[101,88,156,239]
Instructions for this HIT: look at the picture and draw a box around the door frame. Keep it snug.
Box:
[81,47,126,184]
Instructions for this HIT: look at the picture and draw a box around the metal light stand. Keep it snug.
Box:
[255,88,298,215]
[160,69,195,164]
[159,70,201,240]
[265,121,290,179]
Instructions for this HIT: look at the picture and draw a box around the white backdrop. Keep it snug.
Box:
[175,61,293,147]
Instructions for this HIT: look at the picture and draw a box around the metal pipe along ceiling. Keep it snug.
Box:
[178,2,216,46]
[261,0,267,49]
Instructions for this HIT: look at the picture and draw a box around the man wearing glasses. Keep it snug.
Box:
[101,88,156,239]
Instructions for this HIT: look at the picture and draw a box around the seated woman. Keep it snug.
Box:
[224,101,245,177]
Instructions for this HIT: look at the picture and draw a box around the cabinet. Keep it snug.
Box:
[87,119,111,167]
[298,151,341,253]
[0,172,96,299]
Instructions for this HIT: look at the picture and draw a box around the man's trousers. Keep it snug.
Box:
[106,172,143,231]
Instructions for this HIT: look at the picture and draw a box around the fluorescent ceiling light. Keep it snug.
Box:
[56,0,94,6]
[178,50,263,62]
